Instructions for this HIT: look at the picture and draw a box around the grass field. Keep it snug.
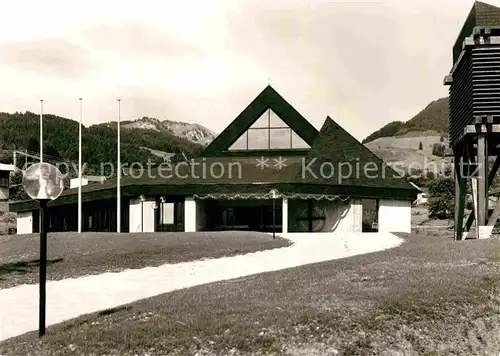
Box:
[1,233,499,355]
[364,130,452,174]
[0,231,291,289]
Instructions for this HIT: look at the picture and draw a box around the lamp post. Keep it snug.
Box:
[22,162,64,338]
[269,189,278,239]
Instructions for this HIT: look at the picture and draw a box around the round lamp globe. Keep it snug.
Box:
[22,162,64,201]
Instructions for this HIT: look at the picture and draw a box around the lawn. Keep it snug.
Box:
[0,231,291,289]
[1,233,499,355]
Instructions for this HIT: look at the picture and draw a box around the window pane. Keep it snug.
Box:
[163,203,174,224]
[291,131,310,148]
[250,111,269,128]
[269,110,288,128]
[228,132,247,150]
[0,177,8,188]
[270,128,291,149]
[248,128,269,149]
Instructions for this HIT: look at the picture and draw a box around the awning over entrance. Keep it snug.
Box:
[193,193,350,202]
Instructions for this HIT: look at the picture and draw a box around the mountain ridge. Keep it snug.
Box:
[97,116,216,146]
[362,97,449,144]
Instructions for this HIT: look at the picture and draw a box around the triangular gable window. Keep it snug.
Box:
[270,110,287,128]
[291,131,309,149]
[250,112,268,128]
[228,109,311,151]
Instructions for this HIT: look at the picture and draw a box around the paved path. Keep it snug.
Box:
[0,232,403,341]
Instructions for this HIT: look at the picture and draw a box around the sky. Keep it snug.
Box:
[0,0,485,141]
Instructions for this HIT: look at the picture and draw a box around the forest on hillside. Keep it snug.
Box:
[0,112,203,171]
[362,98,449,144]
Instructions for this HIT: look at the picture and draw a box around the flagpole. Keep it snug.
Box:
[78,98,83,233]
[117,99,121,233]
[40,100,43,162]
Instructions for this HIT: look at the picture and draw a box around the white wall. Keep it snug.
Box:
[17,211,33,234]
[143,199,156,232]
[70,176,106,189]
[349,199,363,232]
[185,196,197,232]
[378,199,412,233]
[129,197,156,233]
[282,198,288,233]
[70,178,88,189]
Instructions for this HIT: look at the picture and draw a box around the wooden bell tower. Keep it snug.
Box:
[445,2,500,240]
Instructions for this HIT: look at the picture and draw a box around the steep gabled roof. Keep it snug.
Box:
[201,85,319,157]
[453,1,500,63]
[298,117,417,191]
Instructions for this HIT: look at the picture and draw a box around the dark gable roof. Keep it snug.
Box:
[10,117,419,212]
[201,85,319,157]
[299,117,416,191]
[10,88,421,212]
[453,1,500,62]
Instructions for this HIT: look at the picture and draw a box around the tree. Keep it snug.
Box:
[428,175,454,219]
[418,141,423,150]
[0,150,12,164]
[9,169,29,201]
[0,112,202,171]
[425,171,435,182]
[24,136,39,153]
[44,143,61,159]
[362,121,405,144]
[432,143,446,157]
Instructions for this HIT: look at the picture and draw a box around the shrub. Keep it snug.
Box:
[428,176,454,219]
[432,143,446,157]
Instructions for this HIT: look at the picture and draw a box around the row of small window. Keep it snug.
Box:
[228,128,310,150]
[228,109,310,151]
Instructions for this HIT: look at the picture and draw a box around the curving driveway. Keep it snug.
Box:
[0,232,403,342]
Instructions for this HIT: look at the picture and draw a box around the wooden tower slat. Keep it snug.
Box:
[445,2,500,240]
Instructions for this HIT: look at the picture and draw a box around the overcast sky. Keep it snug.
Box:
[0,0,483,140]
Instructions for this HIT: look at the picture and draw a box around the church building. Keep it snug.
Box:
[11,86,418,234]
